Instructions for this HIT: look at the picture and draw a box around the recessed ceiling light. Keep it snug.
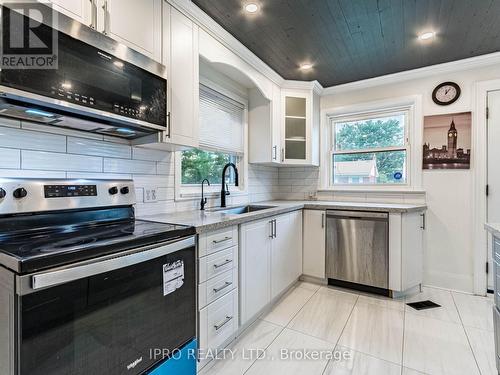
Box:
[244,3,259,13]
[299,63,313,71]
[418,31,435,40]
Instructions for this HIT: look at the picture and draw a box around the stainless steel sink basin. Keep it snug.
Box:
[208,205,276,215]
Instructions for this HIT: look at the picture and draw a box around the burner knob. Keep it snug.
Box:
[13,187,27,199]
[108,186,119,195]
[120,186,130,195]
[0,188,5,199]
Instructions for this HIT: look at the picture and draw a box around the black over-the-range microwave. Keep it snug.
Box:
[0,4,167,139]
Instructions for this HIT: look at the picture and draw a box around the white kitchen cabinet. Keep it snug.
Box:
[389,211,426,293]
[249,84,282,165]
[240,211,303,325]
[281,88,320,166]
[163,5,199,148]
[302,209,326,279]
[40,0,92,25]
[103,0,162,62]
[239,218,272,325]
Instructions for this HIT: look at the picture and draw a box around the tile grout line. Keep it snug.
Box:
[320,293,360,375]
[400,296,406,375]
[242,283,321,375]
[450,292,483,375]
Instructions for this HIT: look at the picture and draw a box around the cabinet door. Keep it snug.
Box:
[271,214,291,299]
[165,7,199,148]
[400,211,424,291]
[240,218,272,325]
[282,91,309,164]
[303,210,326,279]
[289,210,303,281]
[271,84,282,163]
[104,0,162,62]
[42,0,91,25]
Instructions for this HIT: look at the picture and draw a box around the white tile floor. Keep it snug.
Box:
[202,282,497,375]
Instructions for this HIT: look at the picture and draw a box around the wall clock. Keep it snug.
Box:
[432,82,461,105]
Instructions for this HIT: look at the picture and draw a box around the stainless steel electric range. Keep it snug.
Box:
[0,179,197,375]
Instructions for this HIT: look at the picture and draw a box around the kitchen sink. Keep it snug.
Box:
[208,205,276,215]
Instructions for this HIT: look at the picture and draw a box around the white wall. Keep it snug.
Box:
[319,64,500,293]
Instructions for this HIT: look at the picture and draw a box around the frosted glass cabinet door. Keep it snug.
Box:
[283,94,308,162]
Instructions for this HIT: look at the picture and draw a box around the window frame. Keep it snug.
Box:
[330,108,410,187]
[320,96,423,192]
[175,77,248,201]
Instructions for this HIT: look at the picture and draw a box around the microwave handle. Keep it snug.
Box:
[30,236,195,290]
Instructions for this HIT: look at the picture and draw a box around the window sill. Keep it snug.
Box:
[176,189,247,202]
[319,186,426,194]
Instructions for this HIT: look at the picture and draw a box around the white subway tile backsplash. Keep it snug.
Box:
[68,137,131,159]
[104,158,156,174]
[156,162,174,175]
[132,147,171,162]
[0,148,20,169]
[66,172,133,180]
[0,126,66,152]
[0,169,66,178]
[22,150,103,172]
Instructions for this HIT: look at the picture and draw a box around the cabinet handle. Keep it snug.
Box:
[213,281,232,293]
[214,316,233,331]
[281,148,284,162]
[269,220,274,238]
[420,213,426,230]
[321,213,325,228]
[166,112,171,138]
[273,145,277,160]
[89,0,96,29]
[213,259,232,269]
[101,0,108,35]
[212,237,232,244]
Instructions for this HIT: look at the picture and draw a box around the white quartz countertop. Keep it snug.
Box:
[140,200,427,233]
[485,223,500,238]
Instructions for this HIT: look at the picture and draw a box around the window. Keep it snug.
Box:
[177,82,247,197]
[181,149,237,185]
[330,110,408,185]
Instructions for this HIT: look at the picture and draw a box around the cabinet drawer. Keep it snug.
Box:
[199,226,238,257]
[199,268,238,309]
[199,288,238,351]
[199,246,237,283]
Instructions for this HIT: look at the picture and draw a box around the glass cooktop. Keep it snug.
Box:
[0,217,195,274]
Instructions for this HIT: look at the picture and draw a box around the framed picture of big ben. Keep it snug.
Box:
[423,112,471,170]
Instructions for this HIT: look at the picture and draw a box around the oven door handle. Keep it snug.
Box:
[30,236,195,291]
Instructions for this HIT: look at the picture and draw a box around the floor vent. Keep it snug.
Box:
[406,300,441,311]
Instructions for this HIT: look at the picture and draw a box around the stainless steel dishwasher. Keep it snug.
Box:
[326,210,390,295]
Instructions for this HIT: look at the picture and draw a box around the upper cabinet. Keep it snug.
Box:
[281,88,320,166]
[102,0,163,62]
[163,4,199,148]
[41,0,92,25]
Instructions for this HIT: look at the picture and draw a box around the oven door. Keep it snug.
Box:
[16,237,196,375]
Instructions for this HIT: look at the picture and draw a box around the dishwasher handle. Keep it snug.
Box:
[326,210,388,220]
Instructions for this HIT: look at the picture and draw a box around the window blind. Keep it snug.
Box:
[199,84,245,154]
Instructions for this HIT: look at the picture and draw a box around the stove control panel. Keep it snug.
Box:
[0,179,135,215]
[45,185,97,198]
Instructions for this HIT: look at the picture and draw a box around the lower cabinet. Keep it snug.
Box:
[302,209,326,279]
[197,226,239,371]
[240,210,302,326]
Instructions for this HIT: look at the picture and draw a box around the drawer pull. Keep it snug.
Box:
[214,315,233,331]
[212,237,232,244]
[213,259,232,269]
[213,282,233,293]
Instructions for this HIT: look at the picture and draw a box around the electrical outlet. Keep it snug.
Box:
[144,188,158,203]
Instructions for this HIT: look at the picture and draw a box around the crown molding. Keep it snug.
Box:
[322,52,500,96]
[168,0,285,86]
[281,79,324,94]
